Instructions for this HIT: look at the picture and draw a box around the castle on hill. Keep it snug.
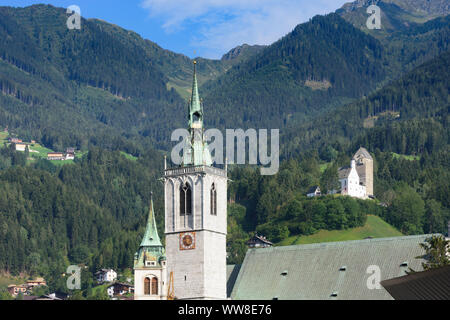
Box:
[338,147,374,200]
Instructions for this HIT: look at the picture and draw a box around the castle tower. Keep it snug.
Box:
[163,61,227,300]
[353,147,374,198]
[134,194,167,300]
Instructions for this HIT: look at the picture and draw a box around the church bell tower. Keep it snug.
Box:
[163,61,227,300]
[134,194,167,300]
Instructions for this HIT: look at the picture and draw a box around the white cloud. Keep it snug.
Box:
[141,0,349,58]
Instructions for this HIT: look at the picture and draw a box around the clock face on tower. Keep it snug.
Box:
[179,232,196,250]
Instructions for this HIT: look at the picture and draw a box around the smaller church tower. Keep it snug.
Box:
[134,194,167,300]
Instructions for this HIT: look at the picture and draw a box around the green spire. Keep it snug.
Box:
[134,193,165,269]
[139,193,162,247]
[188,60,203,129]
[182,60,212,167]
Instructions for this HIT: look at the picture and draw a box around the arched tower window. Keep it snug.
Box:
[180,183,192,216]
[211,183,217,216]
[144,277,151,295]
[151,277,158,295]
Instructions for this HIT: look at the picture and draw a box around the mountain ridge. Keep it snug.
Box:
[337,0,450,34]
[0,4,448,154]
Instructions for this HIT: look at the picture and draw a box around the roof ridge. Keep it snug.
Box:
[251,234,440,253]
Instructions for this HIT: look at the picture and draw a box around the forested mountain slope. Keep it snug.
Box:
[0,148,165,286]
[0,4,188,152]
[221,44,267,63]
[282,50,450,157]
[0,5,447,154]
[200,13,449,132]
[0,5,273,153]
[89,19,254,101]
[201,14,386,130]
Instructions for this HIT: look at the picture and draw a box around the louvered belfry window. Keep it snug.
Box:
[180,183,192,216]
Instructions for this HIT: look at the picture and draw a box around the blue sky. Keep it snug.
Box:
[0,0,349,59]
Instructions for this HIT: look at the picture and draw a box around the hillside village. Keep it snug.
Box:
[5,268,135,300]
[1,129,78,162]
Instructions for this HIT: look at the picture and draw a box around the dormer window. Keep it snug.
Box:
[145,261,156,267]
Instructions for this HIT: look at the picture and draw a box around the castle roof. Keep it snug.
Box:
[230,234,437,300]
[338,166,352,179]
[353,147,373,161]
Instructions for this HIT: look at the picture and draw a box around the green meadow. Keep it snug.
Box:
[278,215,403,246]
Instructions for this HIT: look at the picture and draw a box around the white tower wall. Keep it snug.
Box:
[164,168,227,300]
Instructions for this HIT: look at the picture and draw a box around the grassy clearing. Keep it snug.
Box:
[167,81,191,101]
[29,144,55,159]
[278,215,403,246]
[120,151,138,161]
[319,163,329,173]
[392,152,421,161]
